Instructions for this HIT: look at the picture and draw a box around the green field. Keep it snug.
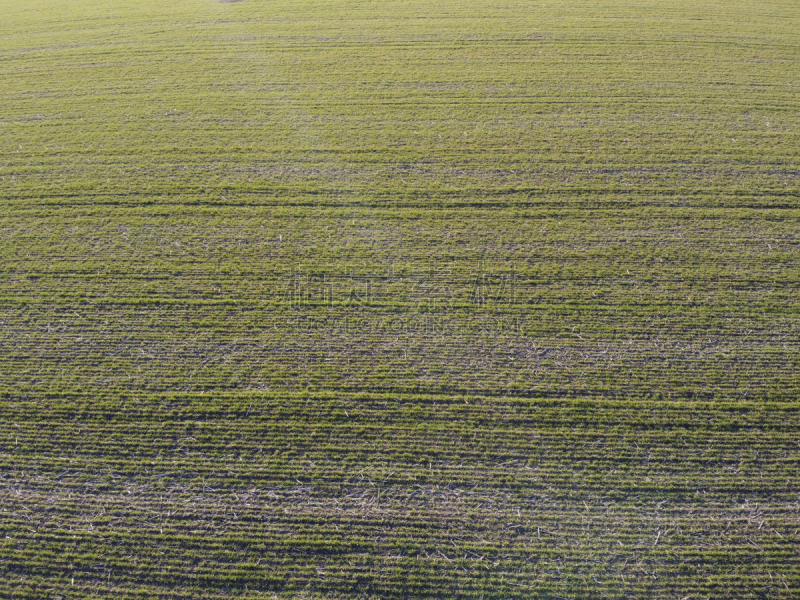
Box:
[1,0,799,597]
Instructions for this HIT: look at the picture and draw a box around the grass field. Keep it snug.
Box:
[1,0,799,597]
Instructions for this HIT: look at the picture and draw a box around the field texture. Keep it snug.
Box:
[1,0,799,597]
